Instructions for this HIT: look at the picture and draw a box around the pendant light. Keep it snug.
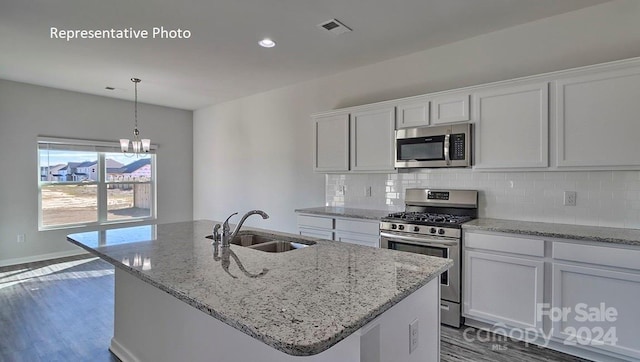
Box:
[120,78,150,155]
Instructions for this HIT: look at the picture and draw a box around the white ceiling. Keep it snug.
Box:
[0,0,611,110]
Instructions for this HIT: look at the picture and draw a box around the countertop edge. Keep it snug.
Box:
[295,207,389,221]
[462,218,640,247]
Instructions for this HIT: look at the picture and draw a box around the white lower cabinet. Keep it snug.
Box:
[464,229,640,362]
[464,250,544,330]
[297,213,379,247]
[551,243,640,360]
[463,231,544,330]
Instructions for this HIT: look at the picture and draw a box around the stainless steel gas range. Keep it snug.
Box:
[379,188,478,328]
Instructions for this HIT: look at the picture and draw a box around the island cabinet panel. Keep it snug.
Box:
[430,93,470,125]
[396,97,430,128]
[350,107,396,172]
[555,66,640,168]
[313,113,349,172]
[472,82,549,169]
[112,264,441,362]
[551,241,640,360]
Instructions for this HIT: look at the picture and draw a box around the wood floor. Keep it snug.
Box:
[0,255,591,362]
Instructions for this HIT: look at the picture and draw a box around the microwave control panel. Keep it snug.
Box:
[451,134,466,160]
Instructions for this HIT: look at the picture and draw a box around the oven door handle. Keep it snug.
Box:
[380,232,458,247]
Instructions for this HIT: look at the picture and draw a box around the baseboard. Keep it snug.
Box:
[0,249,89,267]
[110,337,140,362]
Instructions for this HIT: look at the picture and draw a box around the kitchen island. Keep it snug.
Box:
[67,220,451,362]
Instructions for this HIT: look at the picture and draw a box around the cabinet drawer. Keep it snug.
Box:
[299,228,333,240]
[553,242,640,270]
[297,214,333,229]
[335,231,379,248]
[335,218,380,235]
[464,232,544,257]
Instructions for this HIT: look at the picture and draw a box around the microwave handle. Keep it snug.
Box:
[444,132,451,165]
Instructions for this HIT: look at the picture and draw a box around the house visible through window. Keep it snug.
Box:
[38,137,156,230]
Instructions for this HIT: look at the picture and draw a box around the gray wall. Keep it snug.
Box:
[193,0,640,233]
[0,80,193,266]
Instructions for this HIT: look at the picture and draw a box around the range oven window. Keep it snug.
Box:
[387,241,449,285]
[397,136,445,161]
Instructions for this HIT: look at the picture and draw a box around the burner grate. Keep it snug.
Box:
[385,212,472,225]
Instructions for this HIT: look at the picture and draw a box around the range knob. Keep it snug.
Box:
[398,225,405,231]
[438,229,445,235]
[430,227,437,234]
[391,224,397,230]
[413,226,420,232]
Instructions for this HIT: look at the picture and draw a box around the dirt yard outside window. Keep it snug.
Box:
[41,184,150,227]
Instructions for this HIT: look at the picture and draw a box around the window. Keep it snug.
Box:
[38,137,156,230]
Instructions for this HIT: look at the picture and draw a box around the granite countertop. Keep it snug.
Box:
[67,220,451,356]
[295,206,390,220]
[463,218,640,247]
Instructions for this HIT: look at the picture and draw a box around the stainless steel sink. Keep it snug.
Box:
[230,233,275,247]
[247,240,310,253]
[206,231,316,253]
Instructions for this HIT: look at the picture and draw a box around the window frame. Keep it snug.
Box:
[37,137,157,231]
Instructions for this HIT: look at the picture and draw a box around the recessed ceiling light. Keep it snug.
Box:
[258,38,276,48]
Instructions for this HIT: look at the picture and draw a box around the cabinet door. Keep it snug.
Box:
[552,263,640,360]
[555,67,640,167]
[313,113,349,172]
[396,98,429,128]
[464,250,544,330]
[350,107,395,172]
[431,93,470,125]
[473,82,549,169]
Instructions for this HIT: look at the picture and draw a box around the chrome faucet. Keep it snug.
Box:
[213,210,270,247]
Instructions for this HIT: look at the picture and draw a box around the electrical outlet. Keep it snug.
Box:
[409,319,419,354]
[365,186,372,197]
[564,191,577,206]
[17,234,25,243]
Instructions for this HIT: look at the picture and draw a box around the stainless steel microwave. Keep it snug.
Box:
[395,123,472,168]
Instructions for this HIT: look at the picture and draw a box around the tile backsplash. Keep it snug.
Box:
[326,170,640,229]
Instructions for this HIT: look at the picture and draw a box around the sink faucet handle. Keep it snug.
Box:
[223,212,239,233]
[213,224,222,244]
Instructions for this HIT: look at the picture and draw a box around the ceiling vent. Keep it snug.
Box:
[317,19,352,36]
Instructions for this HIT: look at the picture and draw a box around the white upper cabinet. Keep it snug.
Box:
[313,113,349,172]
[555,66,640,168]
[350,107,396,172]
[313,57,640,173]
[396,97,430,128]
[472,82,549,169]
[313,106,395,173]
[431,93,470,125]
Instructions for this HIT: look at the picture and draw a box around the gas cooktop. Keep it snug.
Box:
[383,212,473,226]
